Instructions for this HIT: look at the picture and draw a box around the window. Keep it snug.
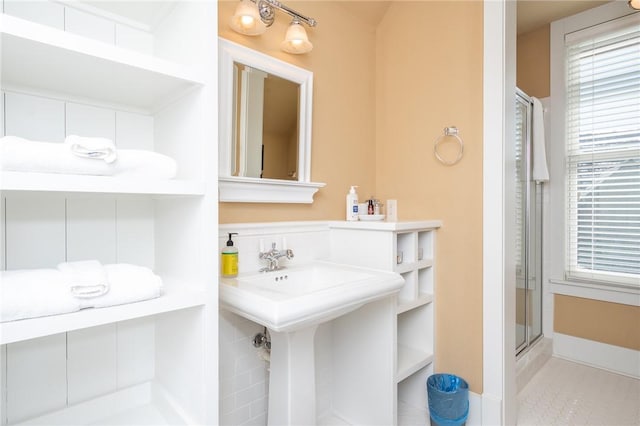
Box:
[565,15,640,287]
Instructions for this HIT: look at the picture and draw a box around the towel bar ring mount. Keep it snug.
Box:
[434,126,464,166]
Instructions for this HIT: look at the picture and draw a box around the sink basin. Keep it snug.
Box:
[220,260,403,425]
[220,260,404,332]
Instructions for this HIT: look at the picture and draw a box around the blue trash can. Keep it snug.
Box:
[427,373,469,426]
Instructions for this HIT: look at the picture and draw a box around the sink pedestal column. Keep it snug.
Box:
[267,325,319,426]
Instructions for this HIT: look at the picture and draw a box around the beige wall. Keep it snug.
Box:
[516,25,550,98]
[219,1,484,393]
[555,295,640,351]
[219,1,378,223]
[375,2,484,392]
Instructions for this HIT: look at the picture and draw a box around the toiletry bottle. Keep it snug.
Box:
[221,233,239,278]
[346,186,359,221]
[368,198,374,215]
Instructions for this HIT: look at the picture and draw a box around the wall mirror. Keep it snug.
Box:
[218,38,325,203]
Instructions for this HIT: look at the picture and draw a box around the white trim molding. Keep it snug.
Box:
[550,279,640,307]
[483,0,517,424]
[554,333,640,379]
[218,176,325,204]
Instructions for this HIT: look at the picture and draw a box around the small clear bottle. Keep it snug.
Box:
[346,186,359,221]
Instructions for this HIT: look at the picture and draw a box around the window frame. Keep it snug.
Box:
[548,2,640,306]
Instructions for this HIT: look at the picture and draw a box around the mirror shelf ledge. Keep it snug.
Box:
[219,176,325,204]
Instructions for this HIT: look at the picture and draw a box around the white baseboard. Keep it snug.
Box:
[479,392,502,426]
[516,337,552,392]
[554,333,640,379]
[466,391,485,425]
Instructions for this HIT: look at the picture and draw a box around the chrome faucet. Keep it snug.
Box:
[259,242,294,272]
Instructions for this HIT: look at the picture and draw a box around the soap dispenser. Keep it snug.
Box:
[346,186,359,221]
[221,232,239,278]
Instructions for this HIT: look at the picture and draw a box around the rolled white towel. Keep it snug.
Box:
[532,97,550,183]
[57,260,110,299]
[113,150,177,179]
[65,135,117,164]
[0,136,115,176]
[82,263,163,309]
[0,269,81,322]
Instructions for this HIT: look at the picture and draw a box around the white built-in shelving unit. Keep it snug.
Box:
[329,220,441,425]
[0,1,218,424]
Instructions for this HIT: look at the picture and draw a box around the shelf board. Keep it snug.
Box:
[396,345,434,383]
[0,14,205,111]
[0,171,205,196]
[395,258,433,274]
[328,220,442,232]
[397,293,433,314]
[0,279,207,345]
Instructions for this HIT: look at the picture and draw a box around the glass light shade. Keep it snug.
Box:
[630,0,640,9]
[230,0,266,36]
[281,21,313,54]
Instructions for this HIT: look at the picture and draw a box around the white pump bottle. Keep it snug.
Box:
[346,185,359,221]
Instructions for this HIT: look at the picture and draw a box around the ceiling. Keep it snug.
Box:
[516,0,611,35]
[339,1,391,27]
[340,0,613,34]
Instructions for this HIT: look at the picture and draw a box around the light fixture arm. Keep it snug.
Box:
[256,0,317,28]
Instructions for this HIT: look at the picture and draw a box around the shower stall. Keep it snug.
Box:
[515,89,544,355]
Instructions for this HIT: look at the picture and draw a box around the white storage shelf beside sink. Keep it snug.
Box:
[1,2,218,425]
[328,220,441,424]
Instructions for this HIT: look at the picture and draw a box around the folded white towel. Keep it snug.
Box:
[0,136,115,176]
[82,263,162,309]
[57,260,110,298]
[0,269,81,322]
[113,150,178,179]
[1,136,178,180]
[65,135,117,164]
[532,97,550,183]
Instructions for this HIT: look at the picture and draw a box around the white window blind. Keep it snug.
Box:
[565,14,640,287]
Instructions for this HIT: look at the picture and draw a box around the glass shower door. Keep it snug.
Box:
[515,90,543,355]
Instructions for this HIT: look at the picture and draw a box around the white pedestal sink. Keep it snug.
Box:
[220,261,403,425]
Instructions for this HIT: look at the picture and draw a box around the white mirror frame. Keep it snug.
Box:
[218,38,325,203]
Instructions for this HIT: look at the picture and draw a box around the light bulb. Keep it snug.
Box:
[240,15,255,28]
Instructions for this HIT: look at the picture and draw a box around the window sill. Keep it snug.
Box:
[549,278,640,307]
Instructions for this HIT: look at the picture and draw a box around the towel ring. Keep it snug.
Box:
[434,126,464,166]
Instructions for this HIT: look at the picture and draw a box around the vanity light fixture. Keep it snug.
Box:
[629,0,640,10]
[229,0,267,35]
[230,0,317,54]
[281,19,313,54]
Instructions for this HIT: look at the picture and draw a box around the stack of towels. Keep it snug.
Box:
[0,135,177,179]
[0,260,163,322]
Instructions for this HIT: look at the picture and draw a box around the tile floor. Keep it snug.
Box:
[517,357,640,425]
